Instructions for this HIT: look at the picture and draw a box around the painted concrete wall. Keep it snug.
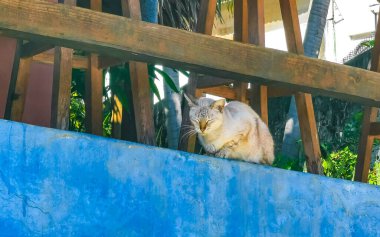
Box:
[0,119,379,236]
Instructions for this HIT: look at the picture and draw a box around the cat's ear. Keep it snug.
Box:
[183,93,198,107]
[211,99,225,112]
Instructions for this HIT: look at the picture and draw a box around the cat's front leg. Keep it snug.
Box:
[215,148,231,158]
[203,144,217,154]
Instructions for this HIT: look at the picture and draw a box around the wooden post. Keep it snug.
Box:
[85,53,103,135]
[51,47,73,129]
[248,0,268,124]
[85,0,103,136]
[354,15,380,182]
[120,0,155,145]
[279,0,322,174]
[233,0,249,104]
[51,0,76,130]
[355,107,377,182]
[178,0,217,151]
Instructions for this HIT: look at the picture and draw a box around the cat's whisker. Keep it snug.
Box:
[181,125,195,129]
[180,129,197,142]
[181,130,196,139]
[180,128,196,134]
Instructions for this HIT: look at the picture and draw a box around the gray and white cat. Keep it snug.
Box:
[185,95,274,165]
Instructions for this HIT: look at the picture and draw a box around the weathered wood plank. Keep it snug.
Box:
[121,0,155,145]
[280,0,322,174]
[354,16,380,183]
[1,1,380,106]
[50,46,73,129]
[178,0,217,151]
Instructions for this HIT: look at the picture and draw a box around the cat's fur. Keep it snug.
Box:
[186,95,274,165]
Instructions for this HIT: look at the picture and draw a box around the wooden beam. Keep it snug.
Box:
[20,41,54,58]
[50,46,73,129]
[178,0,217,151]
[280,0,322,174]
[121,0,155,145]
[33,52,88,69]
[355,15,380,183]
[1,1,380,106]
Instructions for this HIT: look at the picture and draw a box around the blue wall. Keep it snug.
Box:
[0,119,379,236]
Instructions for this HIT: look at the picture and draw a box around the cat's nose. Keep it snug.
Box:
[199,120,207,132]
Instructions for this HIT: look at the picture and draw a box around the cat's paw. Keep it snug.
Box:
[215,149,229,158]
[203,144,217,153]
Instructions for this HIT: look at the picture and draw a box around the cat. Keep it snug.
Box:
[185,94,274,165]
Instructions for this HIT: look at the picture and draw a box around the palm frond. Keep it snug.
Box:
[159,0,232,30]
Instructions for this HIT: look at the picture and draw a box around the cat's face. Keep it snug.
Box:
[188,97,225,135]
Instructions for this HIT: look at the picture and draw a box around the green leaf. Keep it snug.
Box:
[149,76,162,101]
[154,67,180,93]
[174,68,190,78]
[361,40,375,48]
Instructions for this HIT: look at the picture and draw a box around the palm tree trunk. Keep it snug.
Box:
[282,0,331,158]
[140,0,158,23]
[163,68,182,149]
